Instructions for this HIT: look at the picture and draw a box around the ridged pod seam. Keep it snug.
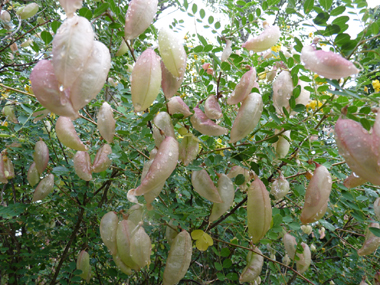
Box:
[204,95,223,120]
[32,174,54,201]
[141,160,165,210]
[227,67,256,105]
[190,107,228,137]
[73,151,92,181]
[152,112,175,148]
[130,224,152,269]
[55,116,88,151]
[97,102,116,143]
[27,162,40,186]
[92,144,112,173]
[191,169,223,203]
[116,220,140,270]
[179,134,199,166]
[161,61,184,99]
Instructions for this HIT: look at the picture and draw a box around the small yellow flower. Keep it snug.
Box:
[364,86,368,93]
[314,74,324,85]
[193,54,198,60]
[306,100,323,110]
[180,93,186,98]
[193,77,197,82]
[186,64,189,70]
[309,32,313,38]
[270,44,281,53]
[184,35,188,40]
[186,44,193,48]
[50,113,56,119]
[259,73,266,80]
[2,121,8,127]
[372,80,380,93]
[286,25,290,29]
[319,43,326,46]
[201,59,205,64]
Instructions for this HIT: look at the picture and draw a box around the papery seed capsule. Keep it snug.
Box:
[301,225,313,235]
[73,151,92,181]
[130,223,152,269]
[112,254,132,275]
[179,133,199,166]
[296,242,311,274]
[247,176,272,244]
[165,220,178,246]
[152,112,175,148]
[0,154,8,184]
[270,174,289,200]
[273,71,293,114]
[204,95,223,120]
[301,45,359,79]
[161,61,184,99]
[32,174,54,201]
[163,230,192,285]
[190,107,228,137]
[192,169,223,203]
[141,160,165,210]
[116,220,140,270]
[59,0,83,17]
[52,15,94,90]
[300,164,332,224]
[296,80,311,107]
[100,211,118,255]
[124,0,158,40]
[127,204,144,225]
[97,102,115,144]
[167,96,192,118]
[344,172,366,189]
[55,116,88,151]
[283,233,297,259]
[0,10,11,23]
[209,174,235,223]
[116,40,128,57]
[242,23,280,52]
[221,39,232,62]
[239,248,264,283]
[131,49,162,112]
[92,144,112,173]
[2,105,18,124]
[230,93,263,143]
[374,198,380,221]
[33,139,49,174]
[3,155,14,179]
[357,223,380,256]
[17,3,39,20]
[227,67,256,105]
[77,250,91,283]
[266,66,277,82]
[282,254,291,266]
[274,130,291,159]
[20,39,33,48]
[27,162,40,186]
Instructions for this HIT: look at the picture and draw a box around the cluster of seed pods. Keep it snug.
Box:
[283,233,311,273]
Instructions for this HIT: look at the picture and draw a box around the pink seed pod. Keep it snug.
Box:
[32,174,54,202]
[221,40,232,62]
[116,220,140,270]
[296,242,311,274]
[206,68,214,75]
[357,223,380,256]
[167,96,192,118]
[77,250,91,283]
[242,23,281,52]
[209,174,235,223]
[97,102,115,144]
[202,63,210,71]
[116,40,128,57]
[300,164,332,224]
[227,67,256,105]
[100,211,118,255]
[152,112,176,148]
[301,45,359,79]
[239,247,264,283]
[247,176,272,244]
[165,220,178,246]
[131,49,162,112]
[0,154,8,183]
[283,233,297,259]
[127,204,144,225]
[230,93,263,143]
[204,95,223,120]
[227,165,250,191]
[27,162,40,186]
[296,80,311,107]
[124,0,158,40]
[344,172,366,189]
[161,61,184,99]
[59,0,82,17]
[190,107,228,137]
[374,198,380,221]
[113,254,132,275]
[0,10,11,23]
[163,230,192,285]
[270,174,289,200]
[33,139,49,174]
[179,133,199,166]
[273,130,291,158]
[70,41,111,112]
[141,160,165,210]
[73,151,92,181]
[192,169,223,203]
[135,136,179,196]
[273,71,293,114]
[158,27,187,79]
[30,60,78,119]
[55,116,88,151]
[17,3,39,20]
[130,223,152,270]
[92,144,112,173]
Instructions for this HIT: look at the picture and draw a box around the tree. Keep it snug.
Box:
[0,0,380,284]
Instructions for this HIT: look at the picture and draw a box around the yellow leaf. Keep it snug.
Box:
[191,229,204,240]
[196,238,209,251]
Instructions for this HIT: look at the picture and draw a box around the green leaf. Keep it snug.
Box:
[192,3,197,14]
[304,0,314,14]
[330,6,345,16]
[52,166,70,175]
[208,16,214,24]
[214,22,221,29]
[319,220,335,232]
[313,12,330,26]
[200,8,205,19]
[214,262,223,270]
[94,3,109,18]
[370,22,379,35]
[318,0,332,10]
[235,174,245,185]
[193,45,203,52]
[222,259,232,268]
[50,21,61,34]
[220,248,231,257]
[0,203,28,219]
[360,118,371,131]
[41,31,53,45]
[323,24,340,36]
[369,227,380,237]
[221,62,230,71]
[78,7,92,20]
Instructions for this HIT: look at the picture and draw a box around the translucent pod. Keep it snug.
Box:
[296,80,311,106]
[273,130,291,159]
[190,107,228,137]
[158,27,187,79]
[113,254,132,275]
[295,242,311,274]
[27,162,40,186]
[97,102,115,144]
[282,254,291,266]
[59,0,82,17]
[70,41,111,112]
[167,96,192,118]
[163,230,192,285]
[161,61,184,99]
[141,160,165,210]
[227,165,250,191]
[179,133,199,166]
[116,220,140,270]
[128,204,144,225]
[130,223,152,270]
[124,0,158,40]
[92,144,112,173]
[32,174,54,202]
[17,3,39,20]
[30,60,78,119]
[165,220,178,246]
[357,223,380,256]
[221,39,232,62]
[300,164,332,224]
[343,172,366,189]
[273,71,293,114]
[52,15,94,90]
[239,247,264,283]
[204,95,223,120]
[301,45,359,80]
[21,39,33,48]
[134,137,178,196]
[116,40,128,57]
[242,23,281,52]
[2,105,18,123]
[3,155,14,179]
[73,151,92,181]
[230,93,263,143]
[301,225,313,235]
[270,174,289,200]
[152,112,176,148]
[266,66,278,82]
[283,233,297,259]
[77,250,91,283]
[209,174,235,223]
[33,139,49,174]
[55,116,88,151]
[191,169,223,203]
[0,10,11,22]
[227,67,256,105]
[247,176,272,244]
[131,49,162,112]
[0,154,8,183]
[374,198,380,221]
[100,211,118,255]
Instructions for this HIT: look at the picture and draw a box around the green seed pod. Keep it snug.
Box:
[17,3,39,20]
[283,233,297,259]
[3,155,14,179]
[273,130,291,159]
[179,134,199,167]
[2,105,18,124]
[296,242,311,274]
[192,169,223,203]
[100,211,118,255]
[33,139,49,174]
[112,254,132,275]
[130,223,152,270]
[32,174,54,201]
[0,154,8,183]
[209,174,235,223]
[116,220,139,270]
[77,250,91,283]
[73,151,92,181]
[92,144,112,173]
[270,174,289,200]
[127,204,144,225]
[27,162,40,186]
[56,116,88,151]
[97,102,115,144]
[357,223,380,256]
[239,247,264,283]
[165,220,178,246]
[116,40,128,57]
